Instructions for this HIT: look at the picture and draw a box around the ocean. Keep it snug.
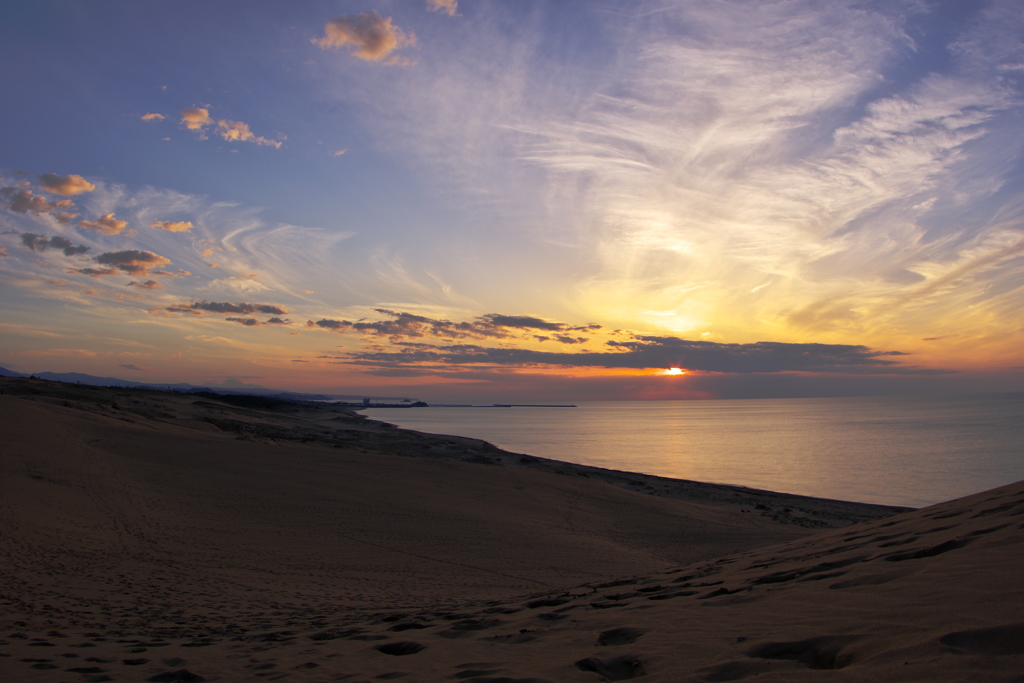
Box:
[364,393,1024,508]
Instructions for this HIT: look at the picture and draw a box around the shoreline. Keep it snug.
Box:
[358,405,913,521]
[364,395,1024,509]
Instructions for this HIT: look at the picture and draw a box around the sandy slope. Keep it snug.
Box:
[1,378,1020,681]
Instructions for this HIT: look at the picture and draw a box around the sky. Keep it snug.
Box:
[2,0,1023,402]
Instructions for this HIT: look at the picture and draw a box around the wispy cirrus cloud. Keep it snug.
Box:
[427,0,458,17]
[0,176,342,321]
[320,0,1024,363]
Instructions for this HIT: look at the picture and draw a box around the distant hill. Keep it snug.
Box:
[0,365,419,403]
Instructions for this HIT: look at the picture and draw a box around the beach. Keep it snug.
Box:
[1,376,1021,681]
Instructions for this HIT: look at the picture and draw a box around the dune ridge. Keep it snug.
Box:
[1,377,1020,681]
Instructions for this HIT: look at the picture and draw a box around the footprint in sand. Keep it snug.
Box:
[374,641,427,656]
[746,634,864,670]
[939,623,1024,656]
[575,655,646,680]
[147,669,206,682]
[597,628,646,646]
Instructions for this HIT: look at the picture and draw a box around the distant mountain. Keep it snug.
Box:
[0,366,419,403]
[32,371,161,387]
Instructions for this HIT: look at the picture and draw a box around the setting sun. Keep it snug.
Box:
[663,368,687,376]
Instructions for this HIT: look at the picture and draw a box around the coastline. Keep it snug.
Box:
[2,376,1020,682]
[364,395,1024,509]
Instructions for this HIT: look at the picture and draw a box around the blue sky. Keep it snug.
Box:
[2,0,1023,401]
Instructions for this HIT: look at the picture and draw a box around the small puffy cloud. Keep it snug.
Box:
[427,0,458,16]
[153,269,191,278]
[0,247,8,257]
[181,107,214,132]
[180,107,282,147]
[118,363,145,371]
[309,318,352,330]
[21,232,90,256]
[217,120,251,142]
[0,187,75,217]
[127,279,162,290]
[53,211,79,224]
[151,220,193,232]
[94,249,172,276]
[333,149,347,156]
[481,314,567,331]
[164,301,288,316]
[49,237,90,256]
[38,173,95,196]
[216,120,282,148]
[224,316,291,327]
[141,113,165,122]
[76,267,119,278]
[3,188,56,214]
[78,213,128,235]
[554,335,588,345]
[313,11,415,63]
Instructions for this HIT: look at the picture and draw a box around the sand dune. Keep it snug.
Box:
[1,377,1020,681]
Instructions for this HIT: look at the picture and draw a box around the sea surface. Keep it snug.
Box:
[364,393,1024,508]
